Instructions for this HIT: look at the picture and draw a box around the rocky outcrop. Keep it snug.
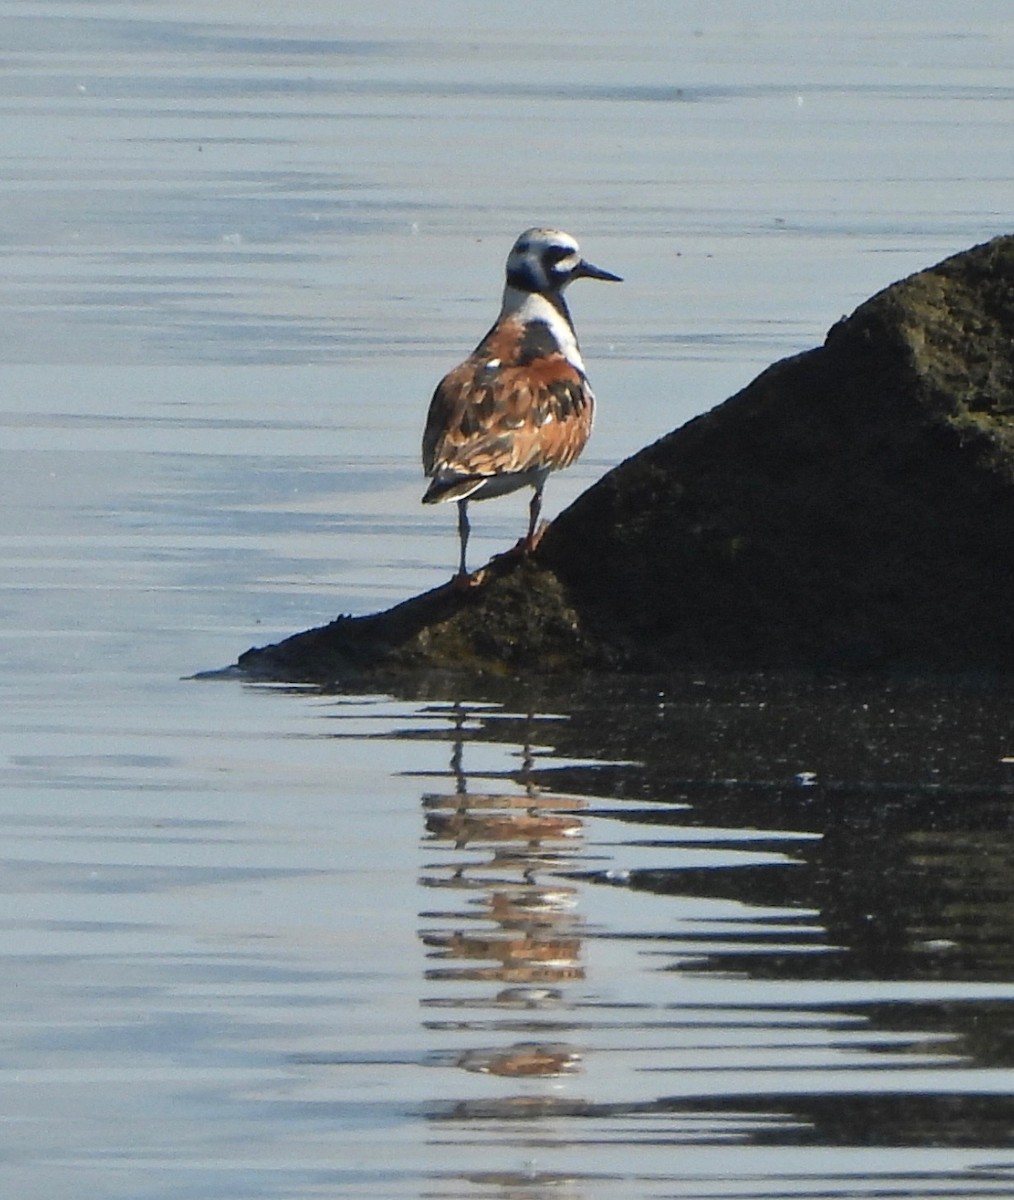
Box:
[237,234,1014,684]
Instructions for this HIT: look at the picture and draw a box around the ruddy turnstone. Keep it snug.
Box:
[422,227,621,579]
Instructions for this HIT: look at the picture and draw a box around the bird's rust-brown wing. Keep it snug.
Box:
[422,350,594,486]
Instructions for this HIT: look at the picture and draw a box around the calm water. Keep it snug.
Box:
[3,3,1014,1197]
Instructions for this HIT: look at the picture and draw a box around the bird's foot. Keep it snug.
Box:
[527,519,551,552]
[506,520,551,557]
[450,568,486,592]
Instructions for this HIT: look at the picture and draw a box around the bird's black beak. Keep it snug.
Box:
[574,258,623,283]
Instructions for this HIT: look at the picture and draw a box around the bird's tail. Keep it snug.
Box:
[422,474,485,505]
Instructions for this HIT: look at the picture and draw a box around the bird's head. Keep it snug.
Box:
[505,227,622,295]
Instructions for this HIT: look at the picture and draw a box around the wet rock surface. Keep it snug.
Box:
[237,234,1014,684]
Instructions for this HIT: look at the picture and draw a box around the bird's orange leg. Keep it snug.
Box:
[456,498,470,577]
[449,499,486,589]
[522,482,549,552]
[500,482,550,560]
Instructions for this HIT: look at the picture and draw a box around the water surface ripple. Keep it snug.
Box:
[3,2,1014,1197]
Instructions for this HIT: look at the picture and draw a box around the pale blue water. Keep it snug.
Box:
[2,3,1014,1197]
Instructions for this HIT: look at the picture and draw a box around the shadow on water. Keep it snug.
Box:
[401,670,1014,1177]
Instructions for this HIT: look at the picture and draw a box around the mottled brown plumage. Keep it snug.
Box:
[422,227,621,578]
[422,319,594,494]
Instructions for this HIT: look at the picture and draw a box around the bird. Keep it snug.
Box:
[421,227,621,581]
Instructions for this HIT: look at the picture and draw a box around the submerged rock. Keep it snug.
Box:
[237,234,1014,683]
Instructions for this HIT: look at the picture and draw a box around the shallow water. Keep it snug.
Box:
[3,3,1014,1197]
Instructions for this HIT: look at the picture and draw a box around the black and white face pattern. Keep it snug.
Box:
[505,228,583,294]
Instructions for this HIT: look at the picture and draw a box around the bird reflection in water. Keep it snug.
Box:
[419,702,587,1081]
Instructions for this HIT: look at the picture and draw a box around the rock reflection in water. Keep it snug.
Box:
[419,704,585,1084]
[405,672,1014,1171]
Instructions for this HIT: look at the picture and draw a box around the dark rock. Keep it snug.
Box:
[236,233,1014,683]
[236,555,598,684]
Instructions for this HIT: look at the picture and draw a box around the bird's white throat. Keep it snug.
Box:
[499,286,587,374]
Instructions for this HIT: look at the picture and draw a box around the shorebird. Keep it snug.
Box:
[421,227,621,580]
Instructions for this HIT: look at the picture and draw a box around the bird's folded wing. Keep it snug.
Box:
[422,356,594,479]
